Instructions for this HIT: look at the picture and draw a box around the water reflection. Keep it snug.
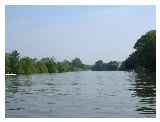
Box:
[6,71,156,117]
[6,75,32,96]
[128,72,156,115]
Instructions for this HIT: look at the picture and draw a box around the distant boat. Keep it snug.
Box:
[5,74,16,76]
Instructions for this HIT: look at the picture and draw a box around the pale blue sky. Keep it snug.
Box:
[6,6,155,64]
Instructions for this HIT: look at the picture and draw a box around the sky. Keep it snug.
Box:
[6,6,155,65]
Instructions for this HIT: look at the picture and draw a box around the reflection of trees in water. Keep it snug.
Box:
[5,75,32,96]
[128,71,156,115]
[134,72,155,98]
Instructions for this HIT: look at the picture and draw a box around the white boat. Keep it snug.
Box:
[5,74,16,76]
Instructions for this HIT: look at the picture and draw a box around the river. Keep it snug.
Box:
[5,71,156,117]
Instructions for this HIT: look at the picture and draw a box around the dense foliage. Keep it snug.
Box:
[5,50,20,74]
[91,60,119,71]
[119,30,156,72]
[5,51,88,74]
[5,30,155,74]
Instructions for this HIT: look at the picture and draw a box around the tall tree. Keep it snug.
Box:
[9,50,20,74]
[71,58,85,71]
[41,58,57,73]
[35,61,48,73]
[134,30,156,71]
[5,53,11,73]
[120,30,156,72]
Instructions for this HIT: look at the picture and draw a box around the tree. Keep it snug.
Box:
[92,60,119,71]
[35,61,48,73]
[71,58,85,71]
[5,51,90,74]
[134,30,156,72]
[9,50,20,74]
[5,53,11,73]
[59,60,72,72]
[106,61,119,71]
[92,60,104,71]
[119,61,126,71]
[72,58,82,67]
[121,30,156,72]
[124,52,137,71]
[41,58,57,73]
[18,57,35,74]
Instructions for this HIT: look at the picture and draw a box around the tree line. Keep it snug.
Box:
[87,30,156,72]
[5,52,88,74]
[91,60,119,71]
[5,30,156,74]
[119,30,156,72]
[5,50,119,74]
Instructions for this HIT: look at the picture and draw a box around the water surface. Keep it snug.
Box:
[6,71,156,117]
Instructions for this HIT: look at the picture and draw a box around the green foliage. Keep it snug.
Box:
[106,61,119,70]
[6,30,155,74]
[71,58,86,71]
[5,53,11,73]
[118,61,126,71]
[57,60,72,72]
[18,57,35,74]
[120,30,156,72]
[134,30,156,71]
[92,60,104,71]
[92,60,119,71]
[72,58,82,67]
[5,50,20,73]
[41,58,57,73]
[9,50,20,73]
[122,52,137,71]
[5,51,88,74]
[35,61,48,73]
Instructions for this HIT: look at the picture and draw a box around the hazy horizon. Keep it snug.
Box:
[6,6,155,65]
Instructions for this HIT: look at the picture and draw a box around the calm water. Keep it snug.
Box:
[5,71,156,118]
